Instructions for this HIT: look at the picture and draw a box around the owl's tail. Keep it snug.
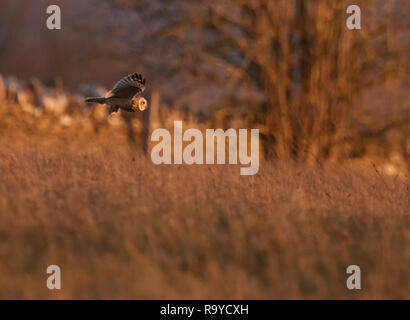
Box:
[85,97,106,104]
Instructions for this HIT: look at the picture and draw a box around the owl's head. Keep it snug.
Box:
[132,96,148,111]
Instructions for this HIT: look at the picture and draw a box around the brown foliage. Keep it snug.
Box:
[0,1,409,299]
[0,107,409,299]
[148,0,410,161]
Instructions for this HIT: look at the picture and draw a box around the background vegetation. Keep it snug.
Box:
[0,0,409,299]
[0,114,409,298]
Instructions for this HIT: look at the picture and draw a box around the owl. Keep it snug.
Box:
[85,73,147,114]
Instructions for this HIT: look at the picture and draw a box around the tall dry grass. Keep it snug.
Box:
[0,105,408,299]
[0,0,408,299]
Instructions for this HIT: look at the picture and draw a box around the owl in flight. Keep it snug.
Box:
[85,73,147,114]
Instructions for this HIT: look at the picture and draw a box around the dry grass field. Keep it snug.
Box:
[0,0,408,302]
[0,107,408,299]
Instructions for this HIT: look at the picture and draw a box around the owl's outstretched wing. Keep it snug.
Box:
[110,73,146,99]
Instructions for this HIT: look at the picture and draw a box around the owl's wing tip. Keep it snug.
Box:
[128,73,146,85]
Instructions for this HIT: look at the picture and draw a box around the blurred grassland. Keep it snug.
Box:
[0,0,409,299]
[0,105,408,299]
